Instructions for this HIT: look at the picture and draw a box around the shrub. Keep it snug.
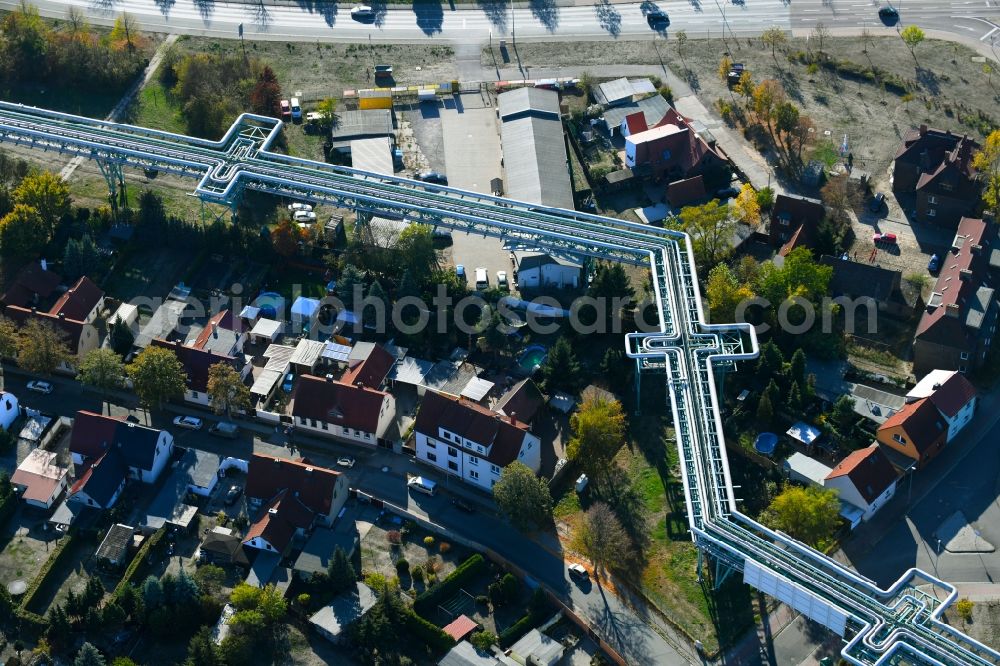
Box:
[488,582,504,605]
[806,62,819,75]
[956,598,974,622]
[413,554,487,616]
[425,556,441,574]
[411,565,424,583]
[471,631,498,652]
[296,593,311,609]
[423,536,435,546]
[402,607,455,652]
[439,542,451,554]
[475,595,489,606]
[396,558,410,574]
[386,530,402,545]
[216,510,228,525]
[500,574,519,603]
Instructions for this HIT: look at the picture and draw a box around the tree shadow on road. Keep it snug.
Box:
[372,0,389,27]
[193,0,214,21]
[414,0,444,36]
[153,0,176,18]
[477,0,507,32]
[594,0,621,38]
[530,0,560,33]
[296,0,338,27]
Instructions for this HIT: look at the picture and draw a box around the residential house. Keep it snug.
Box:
[892,125,980,227]
[0,391,19,431]
[291,374,395,446]
[905,369,977,443]
[243,454,347,555]
[342,342,396,390]
[199,526,250,567]
[293,524,359,580]
[0,260,61,309]
[151,338,247,407]
[876,397,949,468]
[824,444,899,522]
[514,251,582,289]
[11,449,69,509]
[819,256,910,317]
[3,275,105,368]
[414,390,542,491]
[913,217,999,376]
[624,108,727,182]
[769,194,826,254]
[191,310,247,358]
[603,94,671,137]
[593,77,655,107]
[308,582,378,644]
[70,410,175,484]
[68,449,128,509]
[493,378,545,426]
[510,629,565,666]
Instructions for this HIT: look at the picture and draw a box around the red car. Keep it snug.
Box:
[873,232,897,244]
[279,99,291,121]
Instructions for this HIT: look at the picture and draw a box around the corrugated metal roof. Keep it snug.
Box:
[350,137,394,176]
[460,377,495,402]
[500,115,573,209]
[498,87,560,119]
[595,77,635,105]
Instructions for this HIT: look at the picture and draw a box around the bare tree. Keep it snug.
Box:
[571,502,631,575]
[811,22,831,54]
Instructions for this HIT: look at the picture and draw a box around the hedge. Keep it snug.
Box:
[19,532,78,614]
[403,608,455,653]
[0,494,15,530]
[114,527,166,598]
[499,589,551,647]
[413,554,486,616]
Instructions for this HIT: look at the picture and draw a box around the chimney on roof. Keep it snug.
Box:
[945,303,962,318]
[355,381,364,389]
[268,508,278,515]
[58,312,65,319]
[960,269,973,281]
[212,323,218,338]
[509,411,517,426]
[919,124,928,136]
[972,244,983,255]
[932,382,942,390]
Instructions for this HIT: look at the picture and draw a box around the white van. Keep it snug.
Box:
[407,476,437,496]
[474,267,489,291]
[290,98,302,121]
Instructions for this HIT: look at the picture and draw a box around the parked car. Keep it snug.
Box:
[288,202,313,213]
[878,5,899,23]
[497,270,509,290]
[336,456,356,468]
[869,192,886,213]
[873,232,898,244]
[350,5,374,21]
[26,380,53,395]
[172,415,203,430]
[646,10,669,29]
[279,99,291,120]
[290,97,302,121]
[568,563,588,580]
[455,264,466,279]
[293,210,317,223]
[209,422,240,439]
[928,253,941,272]
[282,373,295,393]
[224,485,242,506]
[416,171,448,185]
[452,498,475,513]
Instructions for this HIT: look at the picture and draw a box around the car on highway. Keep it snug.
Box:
[173,415,203,430]
[336,456,356,468]
[26,380,53,395]
[928,253,941,272]
[646,10,669,30]
[878,5,899,23]
[568,563,588,580]
[416,171,448,185]
[280,99,291,120]
[224,484,242,506]
[351,5,374,21]
[873,232,898,244]
[288,202,312,213]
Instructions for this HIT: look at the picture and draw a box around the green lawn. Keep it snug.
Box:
[134,80,187,135]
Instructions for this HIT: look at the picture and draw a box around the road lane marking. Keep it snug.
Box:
[981,26,998,40]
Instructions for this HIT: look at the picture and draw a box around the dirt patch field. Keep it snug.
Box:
[493,36,998,192]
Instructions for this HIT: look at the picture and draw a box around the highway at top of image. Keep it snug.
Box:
[0,0,997,46]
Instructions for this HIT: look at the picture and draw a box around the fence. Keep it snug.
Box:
[254,408,282,424]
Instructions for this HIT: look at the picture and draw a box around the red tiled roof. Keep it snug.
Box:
[342,344,394,389]
[245,453,341,517]
[70,410,125,460]
[150,338,237,393]
[825,444,898,504]
[778,224,806,257]
[4,305,87,350]
[193,310,236,349]
[878,398,947,456]
[442,615,479,642]
[666,175,706,207]
[291,374,388,434]
[415,390,530,466]
[243,490,315,552]
[915,218,993,347]
[1,262,62,308]
[49,276,104,321]
[926,372,977,418]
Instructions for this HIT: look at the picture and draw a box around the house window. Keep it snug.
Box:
[476,445,484,454]
[364,433,371,440]
[491,464,501,475]
[893,433,906,445]
[342,427,349,434]
[469,456,478,466]
[448,447,458,457]
[928,209,937,217]
[191,391,199,399]
[442,431,450,441]
[960,365,967,372]
[961,352,970,360]
[322,423,328,430]
[427,452,437,462]
[448,461,458,472]
[927,195,937,204]
[470,470,479,480]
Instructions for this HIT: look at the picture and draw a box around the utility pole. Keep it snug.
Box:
[238,23,246,62]
[511,0,516,47]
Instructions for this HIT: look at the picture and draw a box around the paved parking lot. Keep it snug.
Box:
[849,192,956,276]
[438,94,509,290]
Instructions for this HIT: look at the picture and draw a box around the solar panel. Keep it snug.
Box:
[322,342,352,361]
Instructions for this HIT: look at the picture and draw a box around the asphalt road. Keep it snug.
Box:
[0,370,698,665]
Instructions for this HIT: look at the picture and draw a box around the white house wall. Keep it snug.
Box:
[295,416,378,446]
[944,396,976,442]
[0,394,19,431]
